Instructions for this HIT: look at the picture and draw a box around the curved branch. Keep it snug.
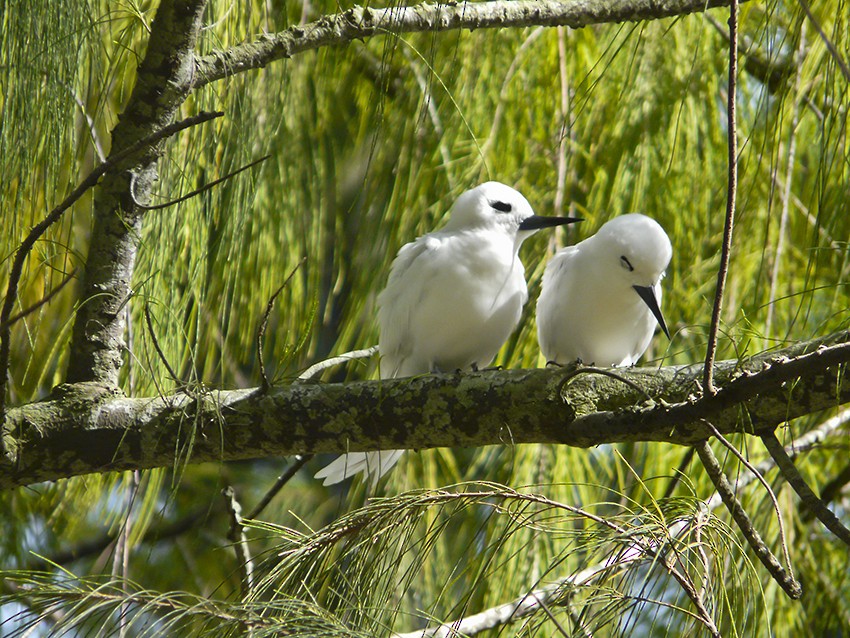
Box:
[761,432,850,547]
[192,0,747,89]
[2,330,848,490]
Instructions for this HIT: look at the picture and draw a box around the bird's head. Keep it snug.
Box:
[594,213,673,337]
[445,182,581,241]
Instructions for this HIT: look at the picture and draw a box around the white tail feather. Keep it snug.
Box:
[314,450,405,487]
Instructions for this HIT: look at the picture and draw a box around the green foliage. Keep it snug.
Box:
[1,0,849,635]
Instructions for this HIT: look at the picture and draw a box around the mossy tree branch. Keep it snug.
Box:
[191,0,749,89]
[2,330,847,490]
[65,0,208,387]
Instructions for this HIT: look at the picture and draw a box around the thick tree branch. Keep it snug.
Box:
[192,0,748,89]
[2,330,848,490]
[65,0,208,387]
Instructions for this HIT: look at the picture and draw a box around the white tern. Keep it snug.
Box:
[536,213,672,367]
[315,181,582,486]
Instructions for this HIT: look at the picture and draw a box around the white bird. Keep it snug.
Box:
[536,213,672,367]
[315,182,581,486]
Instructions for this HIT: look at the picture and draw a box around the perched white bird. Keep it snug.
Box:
[536,213,672,367]
[315,181,581,486]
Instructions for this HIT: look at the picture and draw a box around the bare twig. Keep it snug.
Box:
[662,448,696,500]
[112,470,140,638]
[808,463,850,519]
[0,268,77,332]
[694,439,802,599]
[247,455,313,521]
[223,486,254,599]
[553,26,571,219]
[256,257,307,391]
[131,154,271,211]
[761,431,850,547]
[703,0,739,395]
[296,346,379,382]
[702,420,794,574]
[0,110,224,417]
[144,303,182,385]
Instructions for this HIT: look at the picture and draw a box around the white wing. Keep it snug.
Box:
[376,235,442,378]
[537,245,580,363]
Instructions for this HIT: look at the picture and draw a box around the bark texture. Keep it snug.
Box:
[65,0,208,386]
[192,0,746,88]
[3,330,847,489]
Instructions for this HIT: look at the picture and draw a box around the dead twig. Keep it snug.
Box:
[223,486,255,601]
[702,420,794,574]
[256,257,307,391]
[703,0,739,395]
[761,431,850,547]
[247,455,313,521]
[144,303,182,385]
[0,268,77,332]
[130,154,271,210]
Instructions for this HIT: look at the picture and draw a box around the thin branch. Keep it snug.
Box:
[694,439,802,599]
[112,470,140,638]
[761,431,850,547]
[296,346,379,381]
[256,257,307,392]
[704,406,850,511]
[766,24,805,337]
[701,420,794,575]
[144,303,182,385]
[0,110,224,418]
[558,365,655,402]
[662,448,695,500]
[246,455,313,521]
[131,154,271,211]
[223,486,254,599]
[23,508,209,572]
[703,0,738,395]
[0,268,77,332]
[192,0,750,89]
[704,12,795,93]
[64,81,107,162]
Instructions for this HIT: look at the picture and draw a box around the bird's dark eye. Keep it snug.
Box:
[620,256,634,272]
[490,200,512,213]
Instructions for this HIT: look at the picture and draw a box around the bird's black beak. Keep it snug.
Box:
[518,215,583,231]
[632,285,671,339]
